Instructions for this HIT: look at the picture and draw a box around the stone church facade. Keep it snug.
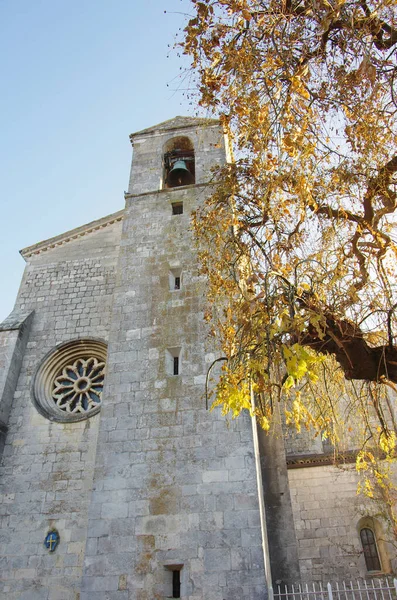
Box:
[0,117,394,600]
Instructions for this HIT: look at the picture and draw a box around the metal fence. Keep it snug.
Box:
[273,579,397,600]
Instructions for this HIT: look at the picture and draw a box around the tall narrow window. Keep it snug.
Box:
[172,569,181,598]
[360,527,381,571]
[173,356,179,376]
[164,564,183,599]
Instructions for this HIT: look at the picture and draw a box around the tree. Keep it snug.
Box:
[182,0,397,451]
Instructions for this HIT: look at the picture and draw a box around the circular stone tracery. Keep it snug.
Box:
[52,357,105,414]
[33,339,107,422]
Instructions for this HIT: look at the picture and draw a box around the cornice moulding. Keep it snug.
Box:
[286,451,357,469]
[20,209,124,260]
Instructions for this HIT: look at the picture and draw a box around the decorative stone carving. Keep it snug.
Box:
[32,339,107,422]
[52,357,105,414]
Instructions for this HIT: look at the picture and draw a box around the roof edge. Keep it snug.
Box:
[130,116,220,139]
[20,209,124,260]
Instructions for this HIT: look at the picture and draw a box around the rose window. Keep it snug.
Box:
[52,358,105,414]
[33,339,107,422]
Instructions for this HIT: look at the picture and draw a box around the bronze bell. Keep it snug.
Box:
[167,160,194,187]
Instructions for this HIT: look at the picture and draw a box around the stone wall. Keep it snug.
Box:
[0,118,271,600]
[0,219,122,600]
[81,121,268,600]
[288,464,396,582]
[283,388,397,584]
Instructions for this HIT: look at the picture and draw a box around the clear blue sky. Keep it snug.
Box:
[0,0,197,320]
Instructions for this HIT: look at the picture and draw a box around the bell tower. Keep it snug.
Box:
[81,117,269,600]
[127,115,229,195]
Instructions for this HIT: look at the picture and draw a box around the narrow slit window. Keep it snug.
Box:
[172,202,183,215]
[360,527,381,571]
[166,347,181,376]
[173,356,179,376]
[164,564,183,599]
[172,569,180,598]
[169,268,182,291]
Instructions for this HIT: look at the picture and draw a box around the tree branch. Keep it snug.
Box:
[299,309,397,383]
[360,0,397,50]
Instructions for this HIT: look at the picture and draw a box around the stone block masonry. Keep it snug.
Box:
[2,115,390,598]
[0,220,122,599]
[81,119,268,599]
[288,465,397,581]
[0,118,269,599]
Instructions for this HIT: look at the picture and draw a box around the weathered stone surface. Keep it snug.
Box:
[4,115,389,596]
[0,217,122,596]
[0,118,268,600]
[288,464,397,581]
[0,310,34,456]
[81,119,267,599]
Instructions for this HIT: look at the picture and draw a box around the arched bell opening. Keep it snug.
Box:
[163,136,195,189]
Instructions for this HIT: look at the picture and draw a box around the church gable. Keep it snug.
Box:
[20,209,124,263]
[130,115,220,138]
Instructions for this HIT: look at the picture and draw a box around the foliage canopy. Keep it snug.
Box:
[182,0,397,452]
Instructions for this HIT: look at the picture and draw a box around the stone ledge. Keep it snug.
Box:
[286,451,357,469]
[124,181,212,200]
